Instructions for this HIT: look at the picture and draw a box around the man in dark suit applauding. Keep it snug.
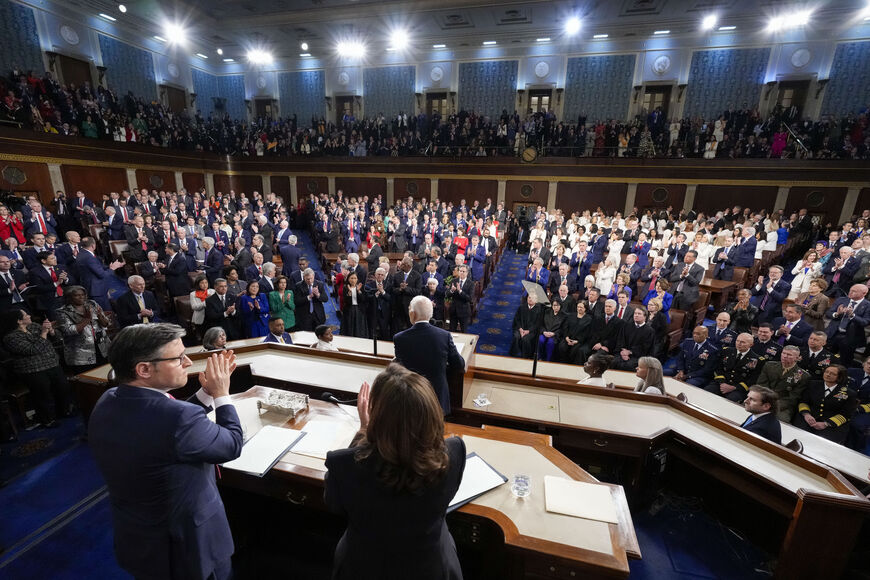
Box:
[825,283,870,366]
[771,304,813,349]
[751,266,791,325]
[394,296,466,415]
[740,386,782,444]
[115,275,161,328]
[446,265,474,332]
[89,324,242,580]
[294,268,328,331]
[204,278,240,340]
[669,250,705,311]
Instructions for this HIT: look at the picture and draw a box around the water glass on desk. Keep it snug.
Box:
[511,474,531,498]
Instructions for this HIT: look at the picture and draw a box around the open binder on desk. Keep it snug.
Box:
[447,452,508,513]
[221,425,304,477]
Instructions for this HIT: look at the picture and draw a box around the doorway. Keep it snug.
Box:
[163,85,186,113]
[254,98,274,120]
[426,92,449,117]
[777,80,810,120]
[58,54,92,89]
[335,96,354,124]
[528,89,552,114]
[642,85,672,118]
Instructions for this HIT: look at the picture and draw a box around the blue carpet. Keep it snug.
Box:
[0,416,85,484]
[468,250,527,355]
[292,229,340,328]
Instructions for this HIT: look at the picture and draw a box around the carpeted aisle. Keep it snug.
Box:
[468,250,528,355]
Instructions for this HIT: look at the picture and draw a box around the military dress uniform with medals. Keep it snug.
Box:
[756,362,811,422]
[752,339,782,364]
[793,382,858,444]
[706,348,762,402]
[798,348,840,381]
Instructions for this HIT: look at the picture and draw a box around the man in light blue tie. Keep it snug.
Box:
[741,386,782,444]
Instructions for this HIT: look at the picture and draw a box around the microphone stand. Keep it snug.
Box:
[531,336,540,379]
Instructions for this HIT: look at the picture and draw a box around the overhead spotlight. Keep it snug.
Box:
[767,10,812,32]
[593,33,609,39]
[718,25,736,31]
[701,14,717,30]
[165,22,187,46]
[390,29,409,51]
[99,13,116,22]
[300,42,309,51]
[118,4,126,13]
[247,49,273,65]
[653,30,670,35]
[565,16,581,35]
[336,40,366,58]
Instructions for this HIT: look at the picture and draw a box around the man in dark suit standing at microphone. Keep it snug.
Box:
[394,295,466,416]
[89,324,243,580]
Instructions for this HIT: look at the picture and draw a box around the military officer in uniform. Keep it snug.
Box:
[752,324,783,363]
[756,346,811,422]
[793,364,857,444]
[670,325,720,386]
[705,333,762,402]
[708,311,737,350]
[798,331,840,381]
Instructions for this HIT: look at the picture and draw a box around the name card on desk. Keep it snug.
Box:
[543,476,619,524]
[448,452,508,512]
[222,426,304,477]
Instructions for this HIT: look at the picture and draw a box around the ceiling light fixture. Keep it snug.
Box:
[154,35,167,42]
[767,10,812,32]
[482,40,497,45]
[300,42,309,51]
[433,43,446,48]
[165,22,187,46]
[223,58,235,62]
[118,4,126,13]
[390,29,409,51]
[247,49,273,65]
[196,53,208,59]
[536,37,551,42]
[300,53,311,57]
[565,16,581,35]
[718,25,736,31]
[593,33,608,39]
[701,14,717,30]
[336,40,366,58]
[653,30,670,35]
[99,13,116,22]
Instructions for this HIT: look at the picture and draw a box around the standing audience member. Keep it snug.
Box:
[55,286,111,374]
[240,281,269,338]
[189,275,215,335]
[268,276,296,332]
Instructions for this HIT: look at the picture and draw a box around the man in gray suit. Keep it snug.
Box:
[669,250,705,310]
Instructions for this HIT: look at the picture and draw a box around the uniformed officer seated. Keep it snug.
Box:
[705,332,762,402]
[792,364,858,444]
[798,331,840,381]
[669,325,719,387]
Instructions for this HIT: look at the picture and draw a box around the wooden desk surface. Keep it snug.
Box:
[228,386,639,575]
[701,278,738,291]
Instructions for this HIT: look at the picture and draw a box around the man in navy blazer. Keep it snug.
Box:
[28,252,70,317]
[741,386,782,444]
[825,283,870,366]
[202,237,225,284]
[262,317,293,344]
[90,324,242,580]
[279,238,303,277]
[750,266,791,325]
[711,237,739,281]
[771,304,813,349]
[394,296,466,415]
[77,237,124,310]
[23,202,57,237]
[735,228,757,268]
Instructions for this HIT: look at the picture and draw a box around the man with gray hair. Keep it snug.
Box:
[294,267,328,330]
[202,236,224,284]
[393,295,466,415]
[279,234,302,277]
[259,262,277,294]
[756,345,810,421]
[736,226,757,268]
[115,274,161,328]
[365,266,393,339]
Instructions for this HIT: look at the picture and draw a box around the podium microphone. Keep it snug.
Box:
[321,392,358,405]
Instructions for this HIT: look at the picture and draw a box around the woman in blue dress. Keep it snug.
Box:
[239,280,270,338]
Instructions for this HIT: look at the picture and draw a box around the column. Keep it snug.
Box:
[546,181,558,213]
[289,176,298,206]
[205,173,215,195]
[386,177,395,207]
[328,176,336,197]
[624,183,637,216]
[774,186,790,212]
[47,163,65,194]
[497,179,507,206]
[174,171,184,192]
[430,178,438,202]
[839,187,861,226]
[125,168,137,193]
[683,184,697,213]
[262,174,272,197]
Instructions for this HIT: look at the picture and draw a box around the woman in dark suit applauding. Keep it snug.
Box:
[325,364,465,580]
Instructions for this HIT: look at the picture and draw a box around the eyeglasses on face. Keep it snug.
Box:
[144,353,190,366]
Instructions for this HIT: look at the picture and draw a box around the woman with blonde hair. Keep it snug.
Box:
[788,250,822,300]
[595,257,618,296]
[635,356,666,395]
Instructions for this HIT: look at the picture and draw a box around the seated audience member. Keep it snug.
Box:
[224,266,247,297]
[269,275,297,332]
[847,358,870,454]
[584,287,604,319]
[825,283,870,366]
[756,346,811,422]
[750,266,791,325]
[752,323,783,363]
[611,307,655,371]
[589,298,622,357]
[190,275,214,334]
[794,278,830,331]
[557,301,594,364]
[510,293,544,359]
[55,285,111,374]
[798,331,840,380]
[525,257,549,290]
[670,325,719,386]
[537,300,565,361]
[771,304,813,349]
[202,327,227,351]
[314,324,339,351]
[263,317,293,344]
[607,273,633,302]
[793,364,857,444]
[706,333,761,402]
[549,263,576,296]
[724,289,758,335]
[635,356,666,395]
[115,275,161,328]
[708,311,737,350]
[741,386,783,445]
[642,278,672,322]
[0,309,73,427]
[551,283,576,314]
[324,365,465,580]
[240,281,269,338]
[578,353,613,387]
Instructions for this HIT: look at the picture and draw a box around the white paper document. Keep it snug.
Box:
[221,426,303,477]
[448,453,507,511]
[543,476,619,523]
[289,419,359,460]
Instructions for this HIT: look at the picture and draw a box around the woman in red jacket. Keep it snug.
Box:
[0,205,26,246]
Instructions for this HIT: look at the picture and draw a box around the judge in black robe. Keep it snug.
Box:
[509,295,544,359]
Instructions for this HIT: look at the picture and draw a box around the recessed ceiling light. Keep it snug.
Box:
[482,40,496,45]
[767,10,812,32]
[565,16,581,35]
[718,25,736,31]
[223,58,235,62]
[433,44,446,49]
[593,33,609,39]
[99,13,116,21]
[247,49,273,65]
[299,53,311,57]
[536,37,551,42]
[196,53,208,59]
[336,40,366,58]
[390,29,409,51]
[300,42,309,51]
[385,47,396,51]
[701,14,717,30]
[165,23,187,46]
[154,35,167,42]
[216,48,223,55]
[118,4,126,13]
[653,30,670,35]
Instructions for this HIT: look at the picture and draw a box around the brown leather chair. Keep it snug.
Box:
[692,289,711,326]
[174,295,194,332]
[667,309,687,352]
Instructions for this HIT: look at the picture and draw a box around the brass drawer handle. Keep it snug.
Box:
[593,438,608,447]
[285,491,307,505]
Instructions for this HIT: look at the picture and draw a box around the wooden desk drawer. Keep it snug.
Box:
[557,428,648,457]
[524,555,597,579]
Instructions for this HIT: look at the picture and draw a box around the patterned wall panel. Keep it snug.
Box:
[563,54,635,123]
[98,34,157,101]
[821,41,870,117]
[192,69,246,120]
[277,70,325,123]
[458,60,518,118]
[362,66,415,118]
[0,0,44,76]
[192,68,219,117]
[218,75,246,121]
[683,47,771,119]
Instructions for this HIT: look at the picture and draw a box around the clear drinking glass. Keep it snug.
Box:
[510,474,531,498]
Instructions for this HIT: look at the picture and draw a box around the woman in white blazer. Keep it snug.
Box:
[189,275,216,327]
[788,249,822,300]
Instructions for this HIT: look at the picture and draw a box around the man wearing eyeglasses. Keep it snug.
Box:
[89,324,242,580]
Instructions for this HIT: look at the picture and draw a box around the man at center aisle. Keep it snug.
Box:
[394,296,466,416]
[294,267,328,331]
[392,256,421,334]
